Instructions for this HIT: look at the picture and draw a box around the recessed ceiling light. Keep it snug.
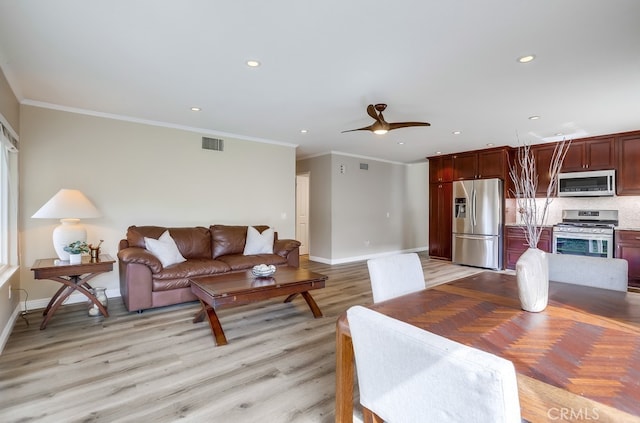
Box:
[518,55,536,63]
[191,107,201,112]
[246,60,261,67]
[486,143,494,147]
[300,129,308,134]
[555,132,564,136]
[528,115,541,120]
[397,141,405,145]
[452,131,461,135]
[435,151,442,155]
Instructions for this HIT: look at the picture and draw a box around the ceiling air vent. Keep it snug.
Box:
[202,137,224,151]
[360,163,369,170]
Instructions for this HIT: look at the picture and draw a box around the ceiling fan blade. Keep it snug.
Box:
[366,104,379,121]
[387,121,431,130]
[341,124,376,133]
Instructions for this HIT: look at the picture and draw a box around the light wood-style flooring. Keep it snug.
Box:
[0,254,482,423]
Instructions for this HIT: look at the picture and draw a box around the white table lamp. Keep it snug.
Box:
[32,189,102,261]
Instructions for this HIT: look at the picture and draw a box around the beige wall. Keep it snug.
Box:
[297,153,429,264]
[297,155,333,259]
[19,105,297,305]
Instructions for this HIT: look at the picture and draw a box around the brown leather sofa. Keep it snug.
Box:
[117,224,301,312]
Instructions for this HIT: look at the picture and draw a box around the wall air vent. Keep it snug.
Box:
[360,163,369,170]
[202,137,224,151]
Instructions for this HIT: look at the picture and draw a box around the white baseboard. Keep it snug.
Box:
[0,303,22,354]
[310,247,428,265]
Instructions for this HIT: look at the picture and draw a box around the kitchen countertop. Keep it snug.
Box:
[505,224,640,231]
[504,224,554,228]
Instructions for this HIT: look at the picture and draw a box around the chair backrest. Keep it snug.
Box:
[547,254,628,292]
[347,306,521,423]
[366,253,426,303]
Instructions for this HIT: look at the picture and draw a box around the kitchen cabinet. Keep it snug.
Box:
[616,133,640,195]
[615,230,640,288]
[504,226,552,270]
[561,137,615,172]
[428,182,452,260]
[428,154,453,183]
[452,147,509,181]
[530,145,556,197]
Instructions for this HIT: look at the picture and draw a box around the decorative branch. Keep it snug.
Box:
[509,137,571,248]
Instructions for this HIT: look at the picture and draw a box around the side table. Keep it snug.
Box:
[30,254,116,329]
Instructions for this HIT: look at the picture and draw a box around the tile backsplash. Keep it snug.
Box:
[505,196,640,229]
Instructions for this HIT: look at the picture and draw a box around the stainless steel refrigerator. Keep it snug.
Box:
[452,178,503,270]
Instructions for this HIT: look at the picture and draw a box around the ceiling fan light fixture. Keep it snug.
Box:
[373,129,388,135]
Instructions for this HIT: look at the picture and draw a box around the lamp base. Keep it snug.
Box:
[52,219,87,261]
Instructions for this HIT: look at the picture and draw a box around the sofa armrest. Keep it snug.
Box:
[274,239,301,256]
[117,247,163,274]
[118,239,129,251]
[119,261,154,312]
[274,239,301,267]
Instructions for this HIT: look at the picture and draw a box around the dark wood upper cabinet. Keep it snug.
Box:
[531,145,556,197]
[428,155,453,183]
[478,149,507,179]
[617,133,640,195]
[452,152,478,180]
[561,137,615,172]
[452,147,509,181]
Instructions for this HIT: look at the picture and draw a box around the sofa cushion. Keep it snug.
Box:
[151,258,231,281]
[217,253,287,271]
[243,226,274,255]
[211,225,269,258]
[127,225,212,259]
[144,230,187,268]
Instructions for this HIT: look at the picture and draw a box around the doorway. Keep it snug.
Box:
[296,173,310,255]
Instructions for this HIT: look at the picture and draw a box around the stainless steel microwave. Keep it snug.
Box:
[557,170,616,197]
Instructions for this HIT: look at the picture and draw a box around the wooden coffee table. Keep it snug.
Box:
[190,267,327,346]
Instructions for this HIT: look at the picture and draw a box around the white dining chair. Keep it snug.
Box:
[366,253,426,303]
[547,254,628,292]
[347,305,522,423]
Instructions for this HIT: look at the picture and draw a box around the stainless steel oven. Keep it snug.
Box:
[552,210,617,258]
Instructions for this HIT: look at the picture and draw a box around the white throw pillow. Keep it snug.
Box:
[243,226,274,255]
[144,230,187,268]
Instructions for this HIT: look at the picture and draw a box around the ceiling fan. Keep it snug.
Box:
[342,103,431,135]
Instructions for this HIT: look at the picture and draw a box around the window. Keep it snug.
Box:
[0,119,18,269]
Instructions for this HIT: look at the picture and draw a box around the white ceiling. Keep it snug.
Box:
[1,0,639,164]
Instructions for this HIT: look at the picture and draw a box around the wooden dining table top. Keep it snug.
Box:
[334,271,640,423]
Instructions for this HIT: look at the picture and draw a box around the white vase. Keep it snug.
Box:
[69,253,82,264]
[515,248,549,312]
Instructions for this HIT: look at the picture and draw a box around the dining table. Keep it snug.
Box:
[335,271,640,423]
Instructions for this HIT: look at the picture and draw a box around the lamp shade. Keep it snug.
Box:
[32,189,101,219]
[32,189,101,261]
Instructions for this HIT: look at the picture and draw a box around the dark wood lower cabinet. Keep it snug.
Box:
[504,226,552,270]
[615,230,640,289]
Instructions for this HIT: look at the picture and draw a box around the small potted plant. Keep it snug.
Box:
[64,241,89,264]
